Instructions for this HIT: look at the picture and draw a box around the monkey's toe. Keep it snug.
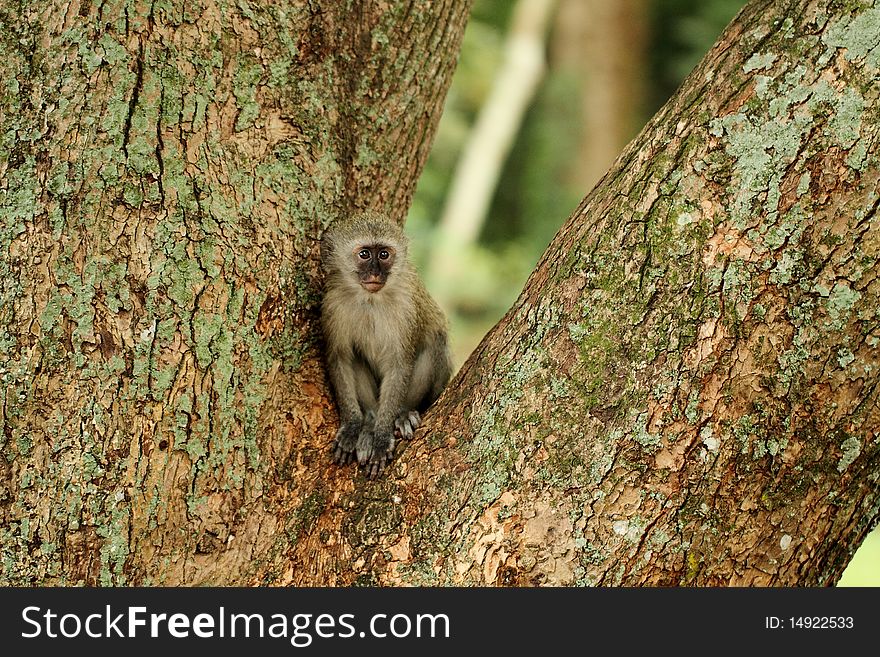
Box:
[365,455,388,479]
[357,430,395,477]
[394,410,421,440]
[355,435,372,465]
[365,446,395,478]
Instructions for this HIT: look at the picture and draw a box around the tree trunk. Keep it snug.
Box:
[0,0,470,585]
[405,0,880,586]
[551,0,648,194]
[3,0,878,587]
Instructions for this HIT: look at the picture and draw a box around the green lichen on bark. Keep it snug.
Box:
[821,5,880,68]
[2,0,470,585]
[0,3,313,581]
[439,0,880,586]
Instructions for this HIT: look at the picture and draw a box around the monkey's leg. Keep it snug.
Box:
[352,358,378,407]
[357,366,413,478]
[406,334,452,412]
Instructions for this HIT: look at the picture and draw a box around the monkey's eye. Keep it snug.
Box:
[358,249,371,260]
[378,249,390,260]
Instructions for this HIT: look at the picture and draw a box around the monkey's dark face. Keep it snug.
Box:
[354,244,396,293]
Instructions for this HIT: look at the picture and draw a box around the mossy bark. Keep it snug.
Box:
[2,0,878,587]
[397,0,880,586]
[0,0,470,585]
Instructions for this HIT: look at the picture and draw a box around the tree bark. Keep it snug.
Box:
[3,0,879,587]
[405,0,880,586]
[0,0,470,585]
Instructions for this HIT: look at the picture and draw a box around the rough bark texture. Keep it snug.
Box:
[397,0,880,586]
[0,0,470,585]
[2,0,878,587]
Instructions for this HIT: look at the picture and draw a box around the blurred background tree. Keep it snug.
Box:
[406,0,878,586]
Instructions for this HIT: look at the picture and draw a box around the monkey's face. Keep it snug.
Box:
[354,244,396,293]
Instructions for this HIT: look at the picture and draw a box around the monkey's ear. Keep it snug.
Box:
[319,233,332,269]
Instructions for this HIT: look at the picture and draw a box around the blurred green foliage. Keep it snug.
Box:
[648,0,749,112]
[408,0,746,362]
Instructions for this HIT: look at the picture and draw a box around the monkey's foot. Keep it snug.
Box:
[356,429,395,479]
[332,421,362,465]
[394,410,421,440]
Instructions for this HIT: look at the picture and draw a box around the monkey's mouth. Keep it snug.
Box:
[361,281,385,293]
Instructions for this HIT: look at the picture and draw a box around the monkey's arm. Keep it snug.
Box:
[356,359,414,478]
[327,349,365,465]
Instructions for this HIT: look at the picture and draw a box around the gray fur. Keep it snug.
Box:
[321,211,453,478]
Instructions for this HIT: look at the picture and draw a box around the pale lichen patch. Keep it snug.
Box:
[837,436,861,472]
[743,51,778,73]
[701,425,720,452]
[821,7,880,69]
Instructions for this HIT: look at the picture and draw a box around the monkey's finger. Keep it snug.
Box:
[333,445,353,465]
[367,457,387,479]
[393,419,409,440]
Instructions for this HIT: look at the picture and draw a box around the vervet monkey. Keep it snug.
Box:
[321,211,452,478]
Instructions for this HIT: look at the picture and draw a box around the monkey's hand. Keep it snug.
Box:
[356,428,396,479]
[394,410,421,440]
[332,419,363,465]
